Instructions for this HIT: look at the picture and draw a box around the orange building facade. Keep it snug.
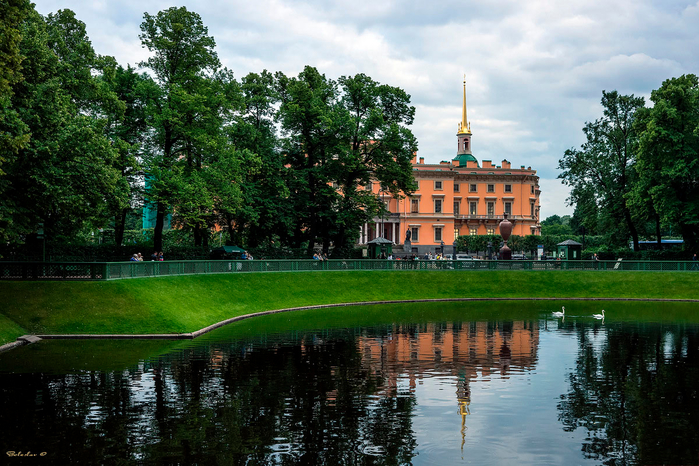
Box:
[359,82,541,255]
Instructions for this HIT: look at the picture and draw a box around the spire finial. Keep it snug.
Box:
[459,77,471,134]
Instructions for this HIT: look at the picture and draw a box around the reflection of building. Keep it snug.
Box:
[354,320,540,447]
[358,81,541,255]
[356,321,539,383]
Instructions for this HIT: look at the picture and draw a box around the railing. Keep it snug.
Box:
[1,259,698,281]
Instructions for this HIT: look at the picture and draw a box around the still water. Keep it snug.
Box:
[1,301,699,465]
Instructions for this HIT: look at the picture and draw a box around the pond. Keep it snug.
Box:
[1,300,699,465]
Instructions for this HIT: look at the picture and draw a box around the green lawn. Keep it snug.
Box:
[1,270,698,345]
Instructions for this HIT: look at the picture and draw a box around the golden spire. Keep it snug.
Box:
[458,76,471,134]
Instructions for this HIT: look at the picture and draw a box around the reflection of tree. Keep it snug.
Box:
[0,319,540,464]
[0,330,418,465]
[558,323,699,466]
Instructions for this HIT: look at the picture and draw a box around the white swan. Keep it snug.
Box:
[592,310,605,319]
[552,306,565,317]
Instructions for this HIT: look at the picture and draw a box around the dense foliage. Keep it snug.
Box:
[560,76,699,252]
[0,5,417,258]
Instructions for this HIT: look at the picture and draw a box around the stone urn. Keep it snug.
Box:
[499,213,512,260]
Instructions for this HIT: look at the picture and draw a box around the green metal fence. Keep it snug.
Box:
[1,259,698,281]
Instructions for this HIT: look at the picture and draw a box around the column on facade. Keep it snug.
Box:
[391,223,396,244]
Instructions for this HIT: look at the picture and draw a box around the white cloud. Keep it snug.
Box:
[32,0,699,216]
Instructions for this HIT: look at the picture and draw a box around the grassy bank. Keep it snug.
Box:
[1,270,698,344]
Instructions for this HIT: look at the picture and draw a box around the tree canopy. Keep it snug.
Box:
[0,5,419,257]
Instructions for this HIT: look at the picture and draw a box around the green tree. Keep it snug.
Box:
[0,7,122,244]
[226,70,289,248]
[559,91,645,249]
[634,74,699,252]
[541,214,574,236]
[138,6,222,251]
[100,63,152,246]
[277,67,417,255]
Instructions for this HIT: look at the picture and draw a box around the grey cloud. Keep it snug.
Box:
[31,0,699,216]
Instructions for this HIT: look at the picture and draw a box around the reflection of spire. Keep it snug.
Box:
[457,376,471,456]
[458,76,471,135]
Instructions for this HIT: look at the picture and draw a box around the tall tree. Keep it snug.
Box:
[277,67,417,255]
[0,7,122,244]
[634,74,699,252]
[225,70,286,248]
[168,69,249,248]
[100,63,151,246]
[333,73,418,253]
[559,91,644,249]
[138,6,221,251]
[0,0,32,245]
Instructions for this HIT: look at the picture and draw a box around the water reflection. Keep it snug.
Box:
[557,321,699,466]
[1,303,699,465]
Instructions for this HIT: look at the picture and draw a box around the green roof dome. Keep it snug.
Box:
[453,153,478,166]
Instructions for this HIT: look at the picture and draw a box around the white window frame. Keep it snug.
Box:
[411,198,419,213]
[504,201,512,216]
[434,199,442,213]
[411,227,419,242]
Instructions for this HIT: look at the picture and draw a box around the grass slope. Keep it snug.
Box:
[1,270,698,344]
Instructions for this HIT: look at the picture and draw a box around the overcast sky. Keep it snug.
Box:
[34,0,699,218]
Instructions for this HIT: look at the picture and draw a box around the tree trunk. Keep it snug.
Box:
[202,228,209,249]
[655,213,662,247]
[624,208,639,251]
[154,202,165,252]
[114,208,128,246]
[193,224,202,247]
[680,224,699,254]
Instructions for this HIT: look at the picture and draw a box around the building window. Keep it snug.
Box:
[504,201,512,216]
[411,227,419,242]
[469,201,477,216]
[487,184,495,193]
[531,185,535,194]
[470,184,477,192]
[435,181,443,190]
[411,199,419,213]
[504,184,512,193]
[454,201,460,216]
[464,139,469,150]
[434,199,442,213]
[470,227,478,236]
[530,202,535,217]
[454,183,460,192]
[487,202,495,217]
[435,227,442,242]
[487,226,494,235]
[454,228,460,240]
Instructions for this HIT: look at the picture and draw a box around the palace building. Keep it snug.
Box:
[359,81,541,255]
